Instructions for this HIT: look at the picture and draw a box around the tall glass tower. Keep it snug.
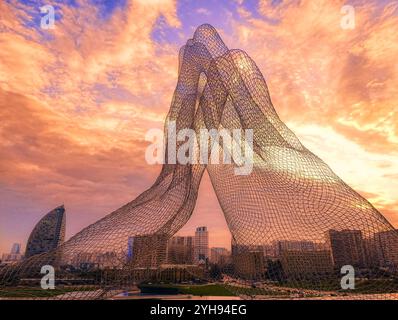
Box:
[25,205,66,259]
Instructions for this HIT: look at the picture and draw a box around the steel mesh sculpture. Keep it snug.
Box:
[1,24,398,300]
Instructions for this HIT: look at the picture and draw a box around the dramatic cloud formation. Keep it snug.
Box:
[0,0,397,255]
[230,0,398,222]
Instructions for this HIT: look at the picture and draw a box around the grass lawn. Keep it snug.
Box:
[139,283,291,297]
[224,285,290,297]
[139,283,235,296]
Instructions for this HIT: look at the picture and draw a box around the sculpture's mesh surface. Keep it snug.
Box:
[1,24,398,300]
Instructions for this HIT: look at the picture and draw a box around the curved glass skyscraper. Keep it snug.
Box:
[25,205,66,259]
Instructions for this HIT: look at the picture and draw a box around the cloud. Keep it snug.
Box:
[196,8,211,16]
[289,121,398,226]
[0,0,180,253]
[230,0,398,154]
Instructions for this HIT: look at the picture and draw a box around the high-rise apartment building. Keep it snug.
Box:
[327,229,366,268]
[194,226,209,264]
[127,234,168,268]
[274,240,316,256]
[10,243,21,255]
[210,247,230,265]
[25,205,66,259]
[374,229,398,268]
[280,250,333,279]
[167,236,194,264]
[1,243,23,264]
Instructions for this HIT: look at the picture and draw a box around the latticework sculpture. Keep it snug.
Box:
[1,24,397,300]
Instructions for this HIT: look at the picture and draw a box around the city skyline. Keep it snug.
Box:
[4,210,396,271]
[1,0,398,257]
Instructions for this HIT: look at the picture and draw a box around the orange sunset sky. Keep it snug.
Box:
[0,0,397,256]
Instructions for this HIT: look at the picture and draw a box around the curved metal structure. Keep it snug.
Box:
[1,24,398,299]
